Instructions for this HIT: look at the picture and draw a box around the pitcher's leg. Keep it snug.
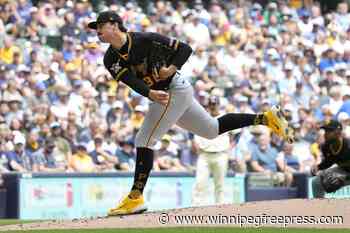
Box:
[176,98,219,139]
[176,98,262,139]
[177,99,293,142]
[135,89,192,148]
[131,88,192,198]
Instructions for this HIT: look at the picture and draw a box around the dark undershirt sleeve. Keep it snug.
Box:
[145,32,193,69]
[119,70,150,98]
[171,41,193,69]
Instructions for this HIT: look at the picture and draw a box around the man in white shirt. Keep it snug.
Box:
[183,13,211,47]
[192,96,232,205]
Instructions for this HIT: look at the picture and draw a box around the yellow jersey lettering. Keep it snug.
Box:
[143,76,154,87]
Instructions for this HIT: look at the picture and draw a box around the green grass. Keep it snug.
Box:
[1,228,348,233]
[0,219,38,226]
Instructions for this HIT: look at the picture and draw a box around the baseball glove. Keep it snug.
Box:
[320,171,346,193]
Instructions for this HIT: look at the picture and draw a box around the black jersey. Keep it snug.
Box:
[318,139,350,172]
[103,32,192,94]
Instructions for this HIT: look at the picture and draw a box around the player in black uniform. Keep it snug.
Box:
[311,120,350,198]
[88,11,294,216]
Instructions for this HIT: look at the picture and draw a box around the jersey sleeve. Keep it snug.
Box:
[103,47,150,97]
[145,32,193,69]
[104,56,129,81]
[119,70,150,97]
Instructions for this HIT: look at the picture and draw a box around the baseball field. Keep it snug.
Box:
[0,227,348,233]
[0,198,348,232]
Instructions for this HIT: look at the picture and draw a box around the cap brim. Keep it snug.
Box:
[88,21,97,30]
[321,126,337,130]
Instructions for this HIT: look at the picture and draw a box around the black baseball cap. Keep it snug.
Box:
[321,120,343,131]
[88,11,124,30]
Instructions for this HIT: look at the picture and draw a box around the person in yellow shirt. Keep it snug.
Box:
[310,131,323,165]
[70,144,96,172]
[213,23,231,46]
[289,0,303,9]
[70,44,84,69]
[0,36,22,64]
[130,105,145,130]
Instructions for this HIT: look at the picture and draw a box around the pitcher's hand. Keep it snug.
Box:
[156,65,177,80]
[149,90,169,105]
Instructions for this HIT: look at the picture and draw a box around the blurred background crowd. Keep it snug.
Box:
[0,0,349,181]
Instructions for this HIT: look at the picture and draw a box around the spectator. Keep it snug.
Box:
[25,129,41,157]
[100,91,117,118]
[50,122,72,168]
[130,105,146,131]
[115,139,136,171]
[277,143,303,173]
[50,86,71,120]
[250,133,293,186]
[0,36,22,65]
[89,134,118,171]
[310,131,324,165]
[319,50,337,74]
[7,133,32,172]
[291,122,316,173]
[278,62,297,95]
[328,85,344,115]
[64,121,80,150]
[263,2,281,25]
[38,3,62,34]
[183,13,211,47]
[201,54,220,89]
[32,138,66,172]
[231,128,253,173]
[26,81,50,108]
[0,124,10,172]
[335,2,350,31]
[154,135,186,171]
[60,11,79,38]
[84,41,103,64]
[338,112,350,139]
[70,144,96,172]
[0,151,9,172]
[336,93,350,117]
[106,100,125,126]
[182,45,208,82]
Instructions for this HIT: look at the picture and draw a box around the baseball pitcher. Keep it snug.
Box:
[88,11,294,216]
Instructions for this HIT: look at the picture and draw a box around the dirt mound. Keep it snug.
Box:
[1,198,349,231]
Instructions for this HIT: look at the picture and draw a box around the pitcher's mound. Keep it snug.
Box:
[1,198,349,231]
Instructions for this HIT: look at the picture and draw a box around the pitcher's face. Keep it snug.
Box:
[97,22,119,43]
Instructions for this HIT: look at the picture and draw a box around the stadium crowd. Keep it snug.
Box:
[0,0,349,180]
